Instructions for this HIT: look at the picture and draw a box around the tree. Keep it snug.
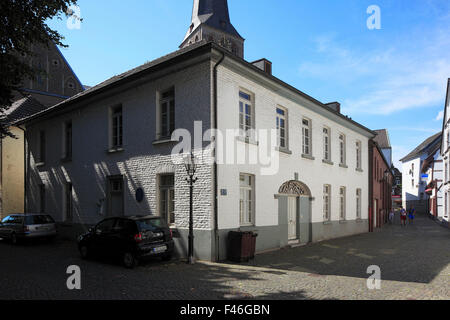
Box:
[0,0,80,137]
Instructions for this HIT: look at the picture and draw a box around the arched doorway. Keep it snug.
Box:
[277,180,313,245]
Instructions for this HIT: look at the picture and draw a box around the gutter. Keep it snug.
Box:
[213,50,225,262]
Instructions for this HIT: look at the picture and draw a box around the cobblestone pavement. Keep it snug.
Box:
[0,213,448,300]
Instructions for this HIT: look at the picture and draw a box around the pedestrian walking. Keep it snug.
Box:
[400,207,407,226]
[389,209,395,224]
[408,207,415,225]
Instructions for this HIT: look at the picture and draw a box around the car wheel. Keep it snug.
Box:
[123,252,137,269]
[79,245,90,260]
[11,233,18,245]
[162,253,172,261]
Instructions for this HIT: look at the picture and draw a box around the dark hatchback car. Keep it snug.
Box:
[78,216,175,268]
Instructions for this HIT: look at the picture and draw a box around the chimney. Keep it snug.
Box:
[325,102,341,114]
[252,58,272,75]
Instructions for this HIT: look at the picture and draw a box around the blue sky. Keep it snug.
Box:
[48,0,450,169]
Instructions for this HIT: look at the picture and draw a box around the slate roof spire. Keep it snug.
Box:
[180,0,245,58]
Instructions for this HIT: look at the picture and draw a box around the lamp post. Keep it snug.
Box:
[184,152,198,265]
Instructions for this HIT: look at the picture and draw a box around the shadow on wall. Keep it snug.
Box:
[28,156,154,228]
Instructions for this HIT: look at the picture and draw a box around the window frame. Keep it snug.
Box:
[239,173,255,226]
[302,118,312,156]
[159,174,175,226]
[276,106,288,149]
[339,186,346,221]
[356,140,362,170]
[63,120,73,160]
[323,184,331,221]
[158,88,175,140]
[356,188,362,219]
[323,127,331,161]
[339,133,346,166]
[110,105,123,149]
[239,89,254,139]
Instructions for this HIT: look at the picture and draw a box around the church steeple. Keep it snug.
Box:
[180,0,244,58]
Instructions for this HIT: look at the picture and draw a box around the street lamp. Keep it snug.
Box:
[184,152,198,265]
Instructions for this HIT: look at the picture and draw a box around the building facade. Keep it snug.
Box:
[422,147,443,219]
[0,42,84,218]
[401,132,442,213]
[440,78,450,222]
[369,138,393,232]
[19,0,375,261]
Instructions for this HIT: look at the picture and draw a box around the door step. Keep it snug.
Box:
[288,239,300,246]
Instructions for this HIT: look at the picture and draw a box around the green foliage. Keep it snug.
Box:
[0,0,79,137]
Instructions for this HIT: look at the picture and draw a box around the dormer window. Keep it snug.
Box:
[189,23,194,33]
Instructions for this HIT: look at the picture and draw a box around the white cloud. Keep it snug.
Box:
[299,29,450,116]
[436,110,444,121]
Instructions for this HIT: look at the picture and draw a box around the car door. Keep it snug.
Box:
[112,219,136,255]
[91,218,117,257]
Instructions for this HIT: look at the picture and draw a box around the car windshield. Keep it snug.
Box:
[136,218,166,232]
[25,215,55,225]
[8,216,24,224]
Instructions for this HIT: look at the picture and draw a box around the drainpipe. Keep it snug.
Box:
[16,125,27,213]
[213,49,225,262]
[368,140,373,232]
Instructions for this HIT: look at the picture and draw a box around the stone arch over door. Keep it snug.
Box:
[278,180,312,197]
[277,180,313,245]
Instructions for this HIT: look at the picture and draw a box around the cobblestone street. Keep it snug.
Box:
[0,213,448,300]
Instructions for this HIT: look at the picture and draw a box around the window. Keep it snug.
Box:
[356,189,362,219]
[339,187,346,220]
[339,134,346,165]
[111,105,123,148]
[323,185,331,221]
[276,107,287,149]
[447,131,450,149]
[95,219,116,234]
[411,163,414,177]
[356,141,362,169]
[107,176,124,217]
[323,127,330,161]
[160,174,175,225]
[159,88,175,139]
[38,130,46,163]
[39,184,46,213]
[302,118,311,156]
[240,174,254,226]
[65,182,73,222]
[239,90,253,138]
[412,179,414,188]
[64,121,72,159]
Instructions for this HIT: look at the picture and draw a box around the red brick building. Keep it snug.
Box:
[369,138,393,232]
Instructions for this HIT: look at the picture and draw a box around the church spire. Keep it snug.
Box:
[180,0,244,58]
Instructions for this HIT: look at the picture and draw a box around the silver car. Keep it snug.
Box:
[0,214,57,244]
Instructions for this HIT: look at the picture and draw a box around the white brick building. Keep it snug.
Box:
[440,78,450,222]
[400,132,442,213]
[19,0,376,261]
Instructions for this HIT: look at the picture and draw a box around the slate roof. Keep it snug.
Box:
[400,132,442,162]
[16,41,375,137]
[1,96,46,125]
[373,129,391,149]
